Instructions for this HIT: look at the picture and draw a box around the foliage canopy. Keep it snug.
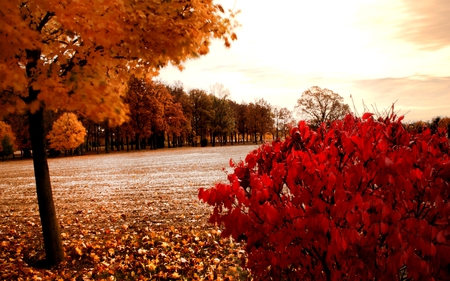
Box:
[0,0,237,124]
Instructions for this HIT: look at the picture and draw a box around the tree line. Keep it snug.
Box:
[2,84,450,159]
[1,78,297,158]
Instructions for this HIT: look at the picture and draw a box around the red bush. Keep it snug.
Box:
[199,113,450,280]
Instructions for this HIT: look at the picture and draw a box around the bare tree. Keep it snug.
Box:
[273,107,295,139]
[295,86,350,128]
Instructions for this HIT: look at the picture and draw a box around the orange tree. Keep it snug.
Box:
[0,121,17,159]
[123,77,163,150]
[166,82,194,145]
[47,112,86,154]
[200,112,450,280]
[0,0,237,266]
[165,102,189,147]
[123,77,180,150]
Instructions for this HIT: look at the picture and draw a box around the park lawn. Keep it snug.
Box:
[0,145,257,280]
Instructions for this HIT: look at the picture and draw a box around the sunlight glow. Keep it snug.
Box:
[159,0,450,121]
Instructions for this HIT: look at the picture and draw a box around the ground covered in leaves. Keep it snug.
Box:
[0,145,257,280]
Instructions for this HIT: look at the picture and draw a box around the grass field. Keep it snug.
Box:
[0,145,258,280]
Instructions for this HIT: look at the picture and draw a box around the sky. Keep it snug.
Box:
[159,0,450,122]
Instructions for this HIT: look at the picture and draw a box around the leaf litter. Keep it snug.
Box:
[0,145,257,280]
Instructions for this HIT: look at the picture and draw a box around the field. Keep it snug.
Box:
[0,145,258,280]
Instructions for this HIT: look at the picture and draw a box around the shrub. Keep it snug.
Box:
[199,112,450,280]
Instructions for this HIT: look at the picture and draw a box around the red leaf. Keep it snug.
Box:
[327,172,336,190]
[381,222,389,234]
[348,229,360,244]
[430,243,437,257]
[391,211,401,224]
[346,211,356,227]
[245,153,256,169]
[436,230,445,243]
[382,205,390,219]
[342,236,348,251]
[384,156,393,167]
[362,112,374,120]
[198,188,208,202]
[264,202,278,223]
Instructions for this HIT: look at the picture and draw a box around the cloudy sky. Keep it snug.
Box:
[159,0,450,122]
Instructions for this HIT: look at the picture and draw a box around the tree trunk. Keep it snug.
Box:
[135,133,141,150]
[115,127,120,151]
[167,133,171,148]
[105,126,110,153]
[28,108,64,266]
[96,125,100,154]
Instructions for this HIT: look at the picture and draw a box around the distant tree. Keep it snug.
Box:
[166,82,193,146]
[3,114,31,157]
[295,86,350,128]
[273,107,294,139]
[189,89,213,145]
[148,80,176,149]
[236,102,250,143]
[165,102,189,147]
[440,117,450,130]
[227,100,242,144]
[0,121,17,160]
[247,99,274,143]
[123,77,160,150]
[47,113,87,155]
[209,84,235,146]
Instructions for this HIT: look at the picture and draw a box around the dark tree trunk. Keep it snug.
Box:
[115,127,120,151]
[109,130,114,151]
[105,126,110,153]
[28,107,64,266]
[167,134,171,148]
[25,49,64,266]
[95,125,100,154]
[135,133,141,150]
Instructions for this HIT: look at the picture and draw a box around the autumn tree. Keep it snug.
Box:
[295,86,350,128]
[3,114,31,157]
[47,112,86,155]
[123,77,162,150]
[273,107,294,139]
[209,83,235,146]
[166,82,193,146]
[227,100,243,144]
[0,121,17,160]
[0,0,236,265]
[247,99,274,143]
[189,89,213,146]
[165,102,189,147]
